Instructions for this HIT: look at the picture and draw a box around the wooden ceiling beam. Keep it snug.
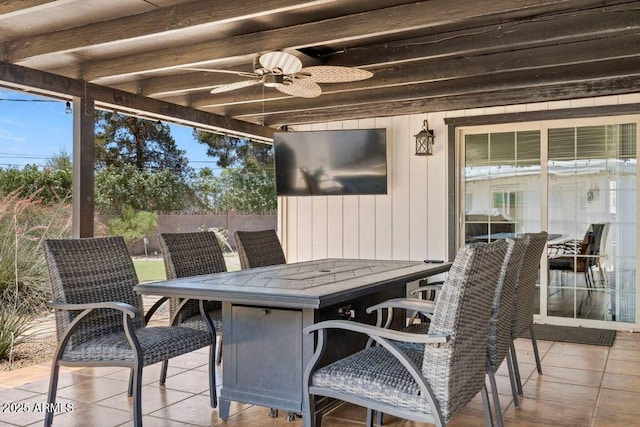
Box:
[0,0,70,17]
[225,57,640,120]
[186,35,640,110]
[257,76,640,126]
[0,61,273,140]
[323,2,640,67]
[5,0,333,62]
[64,0,576,81]
[115,6,640,100]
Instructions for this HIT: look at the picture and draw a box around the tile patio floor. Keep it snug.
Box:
[2,329,639,426]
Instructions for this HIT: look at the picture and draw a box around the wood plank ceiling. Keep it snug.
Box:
[1,0,639,131]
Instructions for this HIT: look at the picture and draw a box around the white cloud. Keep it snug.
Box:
[0,130,26,143]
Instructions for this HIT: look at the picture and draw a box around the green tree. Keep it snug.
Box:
[94,112,195,212]
[95,164,190,213]
[107,206,157,250]
[193,130,273,169]
[192,131,276,213]
[0,150,72,203]
[95,111,191,179]
[192,167,276,213]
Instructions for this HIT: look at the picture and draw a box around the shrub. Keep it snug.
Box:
[0,189,71,312]
[108,207,158,251]
[0,307,32,362]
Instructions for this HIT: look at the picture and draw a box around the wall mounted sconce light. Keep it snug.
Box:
[65,101,72,114]
[414,119,434,156]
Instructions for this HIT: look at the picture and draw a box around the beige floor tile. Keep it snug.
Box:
[0,365,51,388]
[56,377,129,403]
[593,411,640,426]
[102,363,188,384]
[530,365,603,388]
[503,397,594,426]
[611,339,640,351]
[608,348,640,362]
[541,352,607,372]
[97,385,194,414]
[522,378,599,404]
[547,342,610,358]
[160,352,209,370]
[496,361,536,381]
[46,401,131,427]
[220,405,302,427]
[596,388,640,416]
[614,332,640,342]
[16,372,93,394]
[74,366,130,377]
[147,369,211,394]
[601,372,640,393]
[605,358,640,376]
[148,394,247,426]
[117,414,203,427]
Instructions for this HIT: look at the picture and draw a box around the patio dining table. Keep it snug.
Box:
[134,258,451,419]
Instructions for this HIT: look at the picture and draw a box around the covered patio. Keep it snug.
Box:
[1,1,640,426]
[1,331,640,426]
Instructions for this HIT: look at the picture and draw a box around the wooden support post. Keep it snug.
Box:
[72,94,95,238]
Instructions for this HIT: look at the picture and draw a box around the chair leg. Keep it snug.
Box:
[132,362,143,427]
[486,366,504,427]
[128,368,134,396]
[209,343,217,408]
[303,395,317,427]
[530,325,542,375]
[480,383,495,427]
[506,347,520,408]
[159,360,169,385]
[215,335,222,365]
[44,361,60,427]
[510,341,523,396]
[366,409,373,427]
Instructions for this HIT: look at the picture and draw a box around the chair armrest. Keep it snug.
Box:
[144,296,169,324]
[408,283,443,296]
[366,298,435,315]
[47,300,141,318]
[304,320,449,344]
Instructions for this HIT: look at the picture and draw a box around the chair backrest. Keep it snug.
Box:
[158,232,227,280]
[423,239,508,421]
[585,223,607,268]
[598,222,611,266]
[44,236,144,347]
[512,231,548,337]
[158,232,227,320]
[487,236,528,372]
[234,229,286,269]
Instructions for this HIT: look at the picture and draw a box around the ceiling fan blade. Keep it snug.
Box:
[301,66,373,83]
[259,51,302,74]
[276,79,322,98]
[182,68,258,78]
[210,79,262,94]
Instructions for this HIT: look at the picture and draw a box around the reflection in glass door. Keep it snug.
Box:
[547,124,636,322]
[461,118,638,329]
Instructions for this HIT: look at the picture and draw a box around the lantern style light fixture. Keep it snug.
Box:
[64,101,72,114]
[414,119,435,156]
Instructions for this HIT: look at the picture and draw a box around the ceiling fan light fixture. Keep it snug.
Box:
[264,74,284,88]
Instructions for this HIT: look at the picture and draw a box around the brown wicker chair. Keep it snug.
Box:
[43,236,216,427]
[234,229,286,269]
[303,240,508,427]
[156,231,227,383]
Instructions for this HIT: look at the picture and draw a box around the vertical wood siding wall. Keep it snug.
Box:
[278,94,640,263]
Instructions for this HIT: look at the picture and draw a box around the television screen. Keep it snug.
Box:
[274,129,387,196]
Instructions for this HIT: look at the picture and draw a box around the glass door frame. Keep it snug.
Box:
[456,114,640,331]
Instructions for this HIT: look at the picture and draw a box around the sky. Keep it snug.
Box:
[0,88,216,171]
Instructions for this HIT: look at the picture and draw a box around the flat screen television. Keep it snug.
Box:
[274,128,387,196]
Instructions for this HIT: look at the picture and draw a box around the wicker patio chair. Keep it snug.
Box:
[303,240,508,427]
[234,229,286,269]
[367,237,528,426]
[155,231,227,383]
[43,236,216,427]
[510,231,548,397]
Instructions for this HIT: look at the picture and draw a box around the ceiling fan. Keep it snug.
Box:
[186,51,373,98]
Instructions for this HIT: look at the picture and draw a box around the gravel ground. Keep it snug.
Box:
[0,337,56,372]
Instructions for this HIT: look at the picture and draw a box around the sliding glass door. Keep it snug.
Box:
[459,116,639,329]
